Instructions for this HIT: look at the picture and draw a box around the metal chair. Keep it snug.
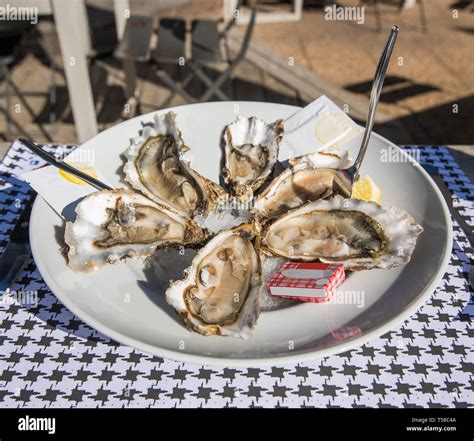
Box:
[150,18,193,107]
[113,15,154,117]
[150,1,258,105]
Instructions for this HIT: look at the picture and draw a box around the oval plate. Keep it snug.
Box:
[29,102,452,367]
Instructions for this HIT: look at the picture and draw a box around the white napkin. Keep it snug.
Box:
[279,95,361,160]
[22,158,112,220]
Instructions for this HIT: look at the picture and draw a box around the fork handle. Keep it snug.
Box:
[19,137,113,191]
[352,26,399,174]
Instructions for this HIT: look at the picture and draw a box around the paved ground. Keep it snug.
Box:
[250,0,474,147]
[0,0,472,178]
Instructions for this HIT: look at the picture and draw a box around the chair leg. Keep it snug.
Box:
[158,90,176,109]
[153,68,197,104]
[5,74,53,141]
[418,0,427,32]
[0,107,35,140]
[122,59,142,118]
[159,70,196,108]
[373,0,382,33]
[189,64,230,102]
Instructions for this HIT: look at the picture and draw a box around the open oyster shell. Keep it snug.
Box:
[166,223,261,338]
[259,195,423,270]
[223,116,284,203]
[64,189,205,272]
[124,111,226,217]
[253,149,351,219]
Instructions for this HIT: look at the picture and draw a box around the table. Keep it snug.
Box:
[0,141,472,408]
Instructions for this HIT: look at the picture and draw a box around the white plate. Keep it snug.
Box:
[29,102,452,367]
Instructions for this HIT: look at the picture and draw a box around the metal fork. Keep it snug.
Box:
[332,25,399,198]
[19,137,112,191]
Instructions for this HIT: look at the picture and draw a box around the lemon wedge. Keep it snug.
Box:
[58,162,98,185]
[351,175,382,204]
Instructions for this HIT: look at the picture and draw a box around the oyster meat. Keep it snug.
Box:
[166,223,261,338]
[223,116,284,202]
[124,111,226,217]
[65,189,205,272]
[253,149,351,219]
[259,195,423,270]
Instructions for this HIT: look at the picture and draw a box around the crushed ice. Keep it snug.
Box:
[194,204,251,234]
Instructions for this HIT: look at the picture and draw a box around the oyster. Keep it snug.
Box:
[124,111,226,217]
[259,195,423,270]
[223,116,284,202]
[253,149,351,219]
[64,189,205,272]
[166,223,261,338]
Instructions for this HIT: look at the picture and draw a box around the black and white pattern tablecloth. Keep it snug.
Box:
[0,141,472,408]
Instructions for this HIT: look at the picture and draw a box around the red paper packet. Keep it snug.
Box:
[267,262,345,303]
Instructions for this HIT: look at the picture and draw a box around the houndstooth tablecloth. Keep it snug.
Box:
[0,141,472,408]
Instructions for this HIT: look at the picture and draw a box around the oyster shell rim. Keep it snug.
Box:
[252,149,352,219]
[257,195,424,270]
[222,116,284,202]
[165,223,262,339]
[64,189,206,272]
[123,111,227,217]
